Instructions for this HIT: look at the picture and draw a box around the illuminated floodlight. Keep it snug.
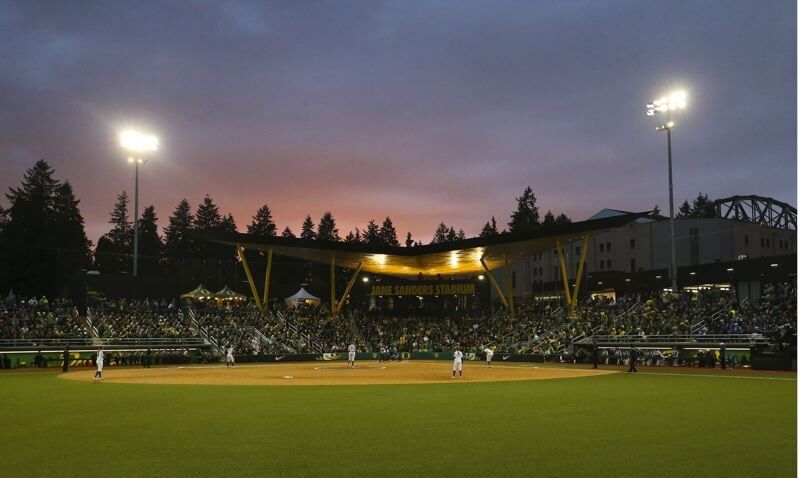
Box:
[362,276,369,282]
[770,263,779,268]
[646,90,688,116]
[119,129,159,153]
[478,274,485,280]
[726,268,734,272]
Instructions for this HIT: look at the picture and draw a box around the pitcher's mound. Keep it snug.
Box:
[61,361,617,386]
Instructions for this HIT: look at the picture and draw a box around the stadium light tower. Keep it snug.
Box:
[119,129,159,277]
[646,90,687,293]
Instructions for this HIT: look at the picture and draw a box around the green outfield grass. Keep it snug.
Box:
[1,365,795,477]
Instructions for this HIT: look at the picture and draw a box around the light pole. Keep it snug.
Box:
[647,90,687,292]
[119,129,159,277]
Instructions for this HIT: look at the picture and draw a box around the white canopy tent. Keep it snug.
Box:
[284,287,321,308]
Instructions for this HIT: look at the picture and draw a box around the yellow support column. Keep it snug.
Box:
[556,239,572,306]
[335,262,364,315]
[236,244,263,312]
[330,255,336,315]
[570,234,590,314]
[262,248,273,311]
[480,257,509,309]
[503,252,515,320]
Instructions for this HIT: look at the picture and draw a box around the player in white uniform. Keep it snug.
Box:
[93,348,104,381]
[483,347,494,367]
[226,346,235,368]
[451,347,464,379]
[347,343,356,368]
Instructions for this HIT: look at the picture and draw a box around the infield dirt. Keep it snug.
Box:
[60,360,617,386]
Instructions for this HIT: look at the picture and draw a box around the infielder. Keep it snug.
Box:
[226,346,235,368]
[347,343,356,368]
[93,348,104,381]
[451,347,464,379]
[483,347,494,367]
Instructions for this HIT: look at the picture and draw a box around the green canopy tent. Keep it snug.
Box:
[213,285,248,302]
[180,284,214,301]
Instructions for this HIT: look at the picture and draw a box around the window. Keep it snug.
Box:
[599,243,605,253]
[630,258,636,273]
[766,239,770,248]
[744,235,749,246]
[606,242,612,252]
[606,259,612,269]
[761,238,765,248]
[599,261,604,270]
[539,267,543,276]
[630,239,636,249]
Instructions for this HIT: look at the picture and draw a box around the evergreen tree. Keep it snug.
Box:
[379,216,400,246]
[95,191,133,273]
[317,211,340,241]
[300,215,316,240]
[479,217,499,238]
[1,160,91,294]
[508,186,540,233]
[344,230,357,243]
[446,226,458,242]
[554,213,572,225]
[456,228,466,240]
[137,205,163,275]
[220,213,238,233]
[364,220,381,245]
[542,210,556,227]
[678,200,692,218]
[248,204,277,236]
[431,222,449,244]
[52,181,92,266]
[281,226,296,238]
[691,193,715,217]
[164,199,194,259]
[405,232,414,247]
[106,191,132,250]
[194,195,222,231]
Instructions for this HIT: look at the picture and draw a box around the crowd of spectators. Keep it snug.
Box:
[90,298,195,338]
[0,292,88,340]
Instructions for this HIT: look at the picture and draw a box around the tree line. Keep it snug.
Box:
[2,159,703,295]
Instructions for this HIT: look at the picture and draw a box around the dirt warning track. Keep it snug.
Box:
[61,361,617,386]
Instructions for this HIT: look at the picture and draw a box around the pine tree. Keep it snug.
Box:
[678,200,692,218]
[95,191,133,273]
[456,228,466,240]
[281,226,296,238]
[220,213,238,233]
[431,222,449,244]
[300,215,316,240]
[106,191,132,250]
[248,204,277,236]
[379,216,399,246]
[195,195,222,231]
[554,213,572,225]
[137,205,163,275]
[354,227,362,243]
[508,186,540,233]
[344,230,357,243]
[479,217,499,238]
[405,232,414,247]
[542,210,556,227]
[164,199,194,259]
[446,226,458,242]
[317,211,339,241]
[692,193,715,217]
[52,181,91,265]
[364,220,381,245]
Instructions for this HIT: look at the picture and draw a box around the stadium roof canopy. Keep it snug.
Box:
[201,212,650,279]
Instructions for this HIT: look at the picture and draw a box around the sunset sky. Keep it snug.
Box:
[0,0,795,244]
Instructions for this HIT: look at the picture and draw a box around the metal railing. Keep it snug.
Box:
[0,337,209,349]
[575,333,767,347]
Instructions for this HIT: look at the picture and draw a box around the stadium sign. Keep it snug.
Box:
[368,282,476,296]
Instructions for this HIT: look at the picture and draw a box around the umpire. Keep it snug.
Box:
[61,344,70,373]
[592,340,599,369]
[627,347,639,373]
[719,342,727,370]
